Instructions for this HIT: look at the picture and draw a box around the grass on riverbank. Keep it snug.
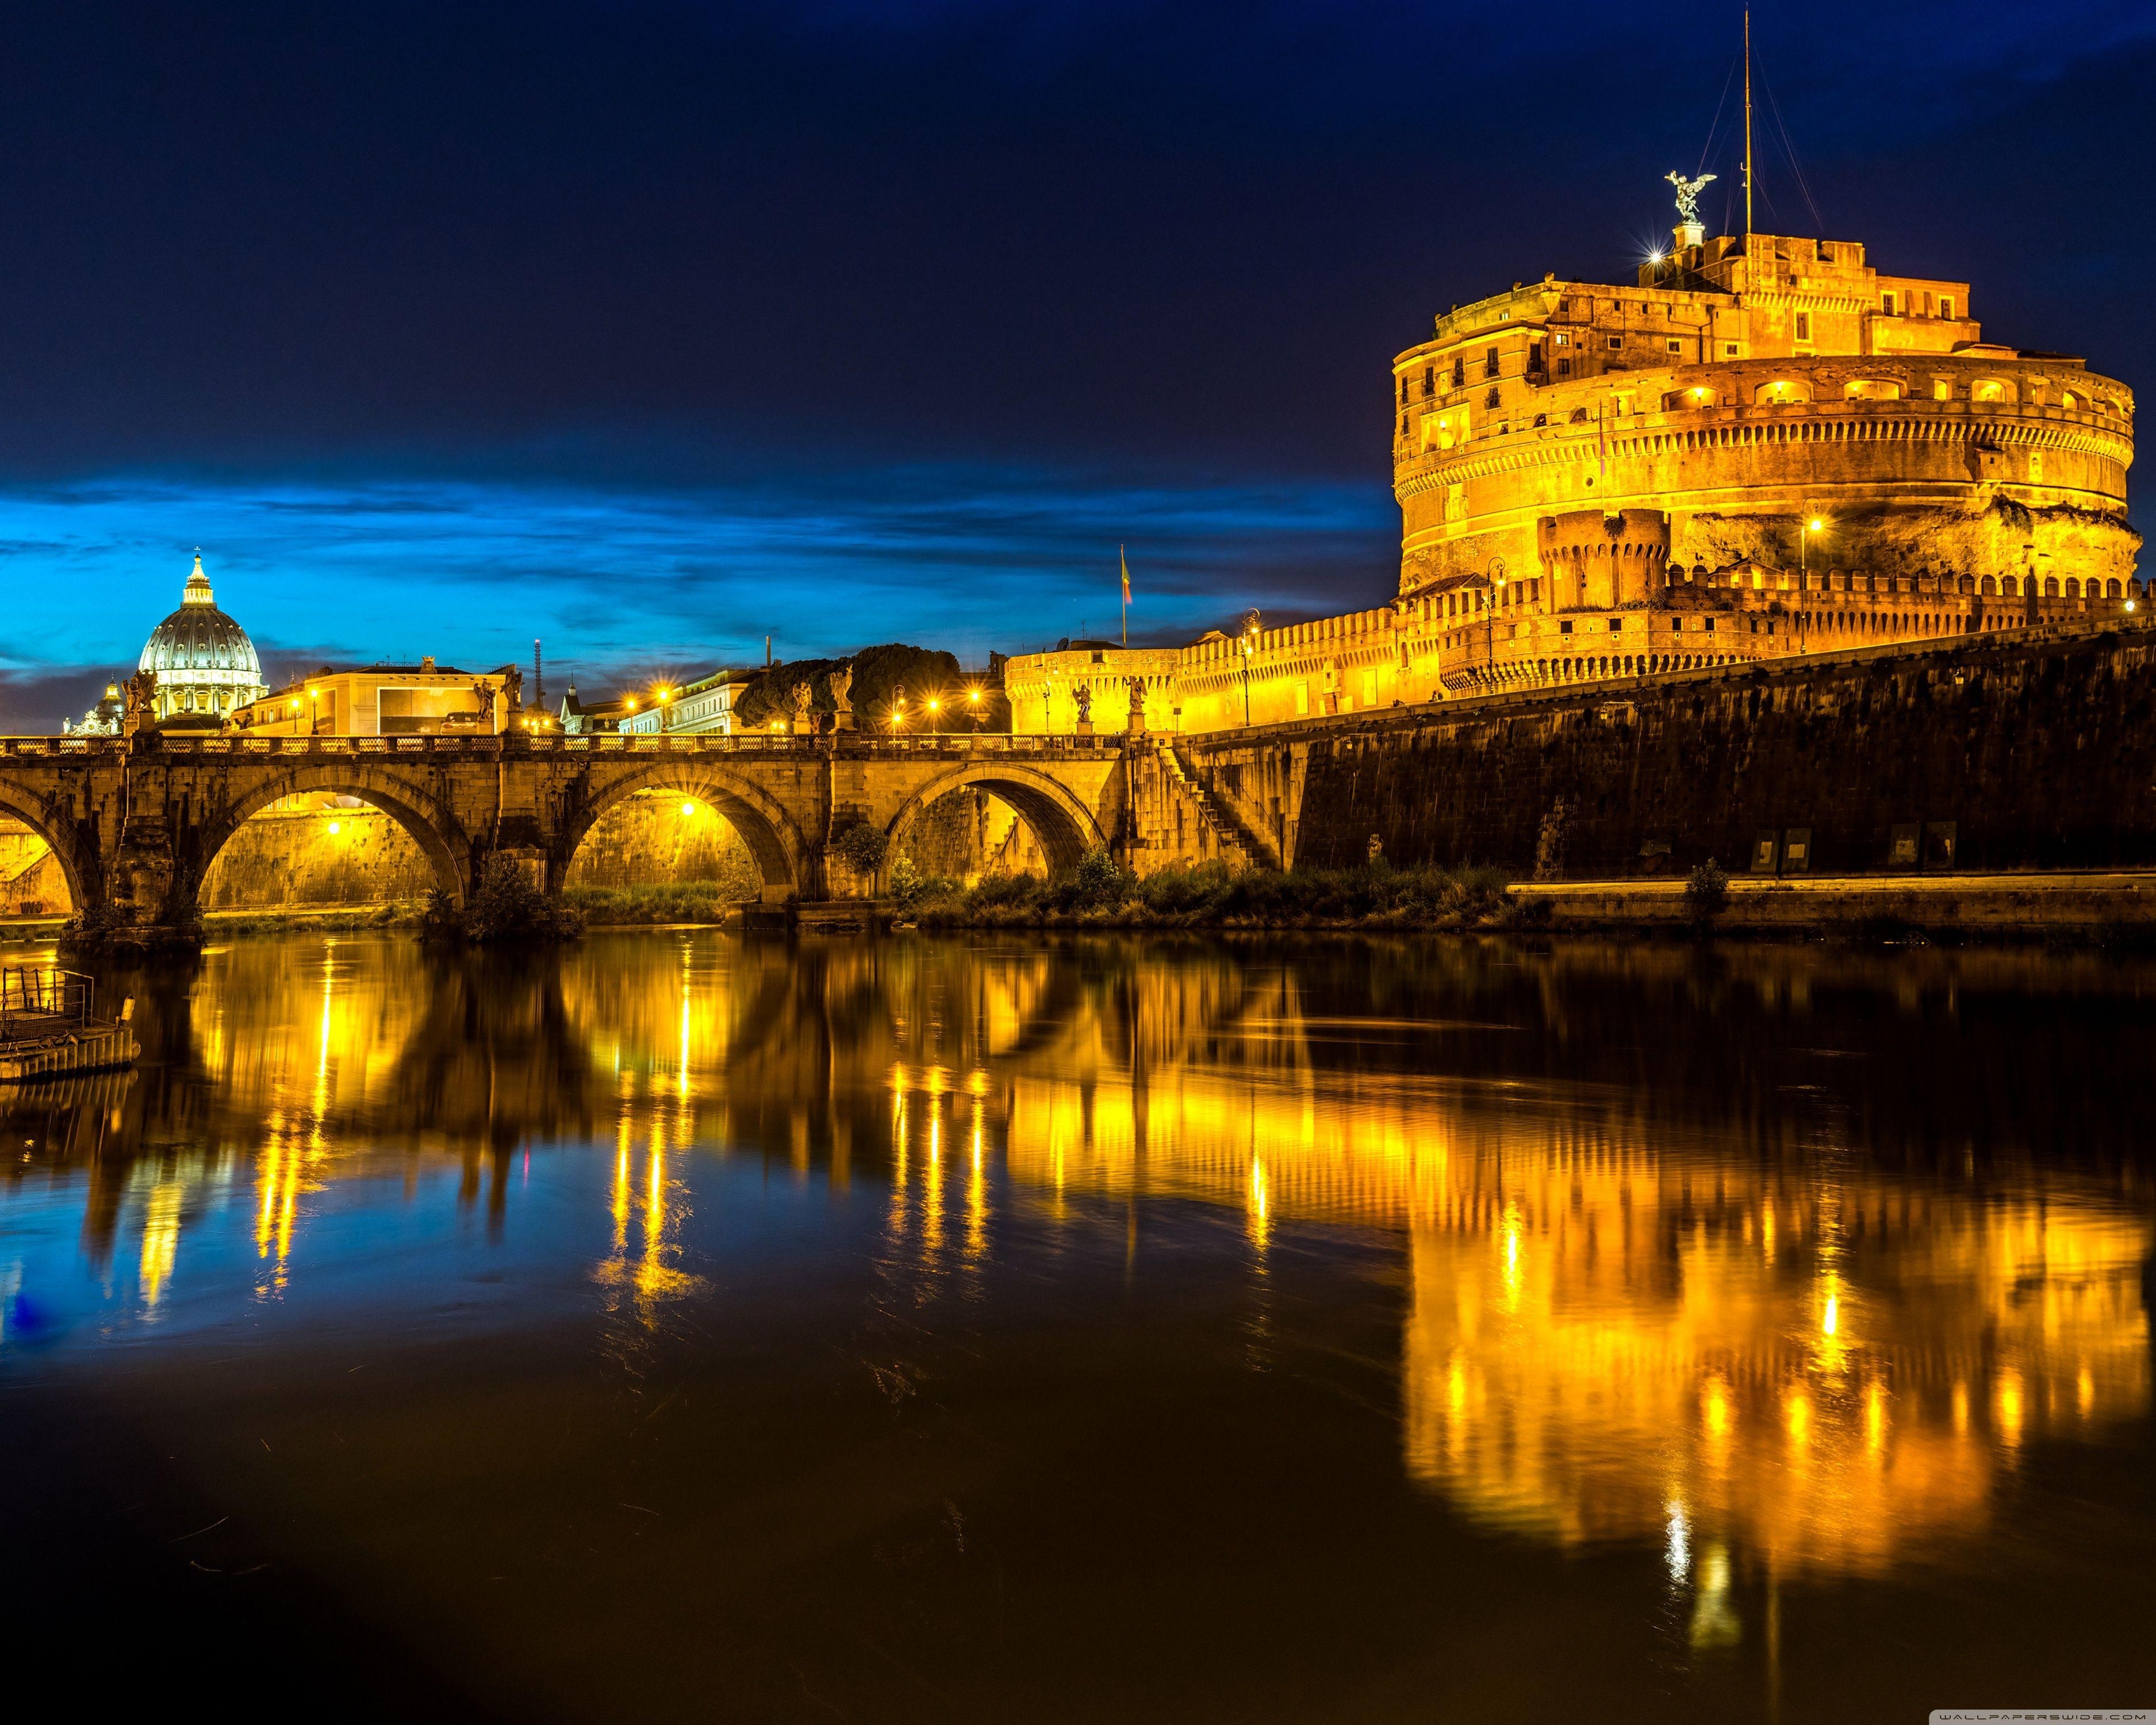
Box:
[908,855,1536,931]
[562,880,737,925]
[202,900,424,936]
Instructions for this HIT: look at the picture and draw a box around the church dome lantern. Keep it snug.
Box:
[139,553,268,722]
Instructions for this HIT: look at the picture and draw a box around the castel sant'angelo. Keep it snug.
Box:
[1008,180,2138,736]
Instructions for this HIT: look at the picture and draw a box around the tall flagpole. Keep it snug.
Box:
[1743,10,1755,259]
[1120,544,1130,646]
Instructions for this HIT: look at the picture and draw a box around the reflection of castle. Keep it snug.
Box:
[1007,206,2138,731]
[987,1020,2151,1582]
[17,931,2150,1600]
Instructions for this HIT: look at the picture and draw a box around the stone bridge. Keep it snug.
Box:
[0,729,1133,930]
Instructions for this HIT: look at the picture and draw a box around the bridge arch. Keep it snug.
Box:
[0,776,101,913]
[557,762,810,903]
[184,764,470,911]
[884,762,1105,877]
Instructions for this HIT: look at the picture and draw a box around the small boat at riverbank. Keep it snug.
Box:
[0,966,139,1082]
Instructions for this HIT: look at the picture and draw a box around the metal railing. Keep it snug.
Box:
[0,966,97,1037]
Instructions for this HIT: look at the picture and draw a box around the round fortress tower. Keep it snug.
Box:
[1392,231,2137,609]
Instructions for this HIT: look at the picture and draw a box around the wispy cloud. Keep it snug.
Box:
[0,464,1394,730]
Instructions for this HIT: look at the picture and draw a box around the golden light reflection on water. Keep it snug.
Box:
[993,1061,2151,1581]
[24,931,2150,1598]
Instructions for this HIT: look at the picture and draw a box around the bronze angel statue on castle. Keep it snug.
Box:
[1666,171,1716,227]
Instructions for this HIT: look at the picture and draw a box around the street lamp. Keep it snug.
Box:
[1240,609,1261,726]
[1484,558,1507,688]
[967,686,985,730]
[926,696,941,734]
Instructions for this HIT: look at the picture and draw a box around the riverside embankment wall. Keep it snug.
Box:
[1165,624,2156,879]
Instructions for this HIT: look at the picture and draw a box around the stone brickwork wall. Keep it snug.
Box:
[562,789,759,894]
[1176,624,2156,879]
[200,806,439,907]
[0,818,71,913]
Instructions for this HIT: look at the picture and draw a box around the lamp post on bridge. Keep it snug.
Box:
[1239,609,1261,726]
[1484,558,1507,691]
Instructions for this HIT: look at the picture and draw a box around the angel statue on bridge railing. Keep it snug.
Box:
[828,664,854,730]
[1073,682,1092,726]
[792,681,814,733]
[122,670,159,737]
[1665,170,1716,228]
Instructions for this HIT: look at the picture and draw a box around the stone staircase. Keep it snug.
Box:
[1154,742,1277,871]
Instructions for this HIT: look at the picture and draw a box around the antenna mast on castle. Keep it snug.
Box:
[1742,9,1755,258]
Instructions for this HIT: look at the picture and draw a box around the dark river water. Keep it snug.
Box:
[2,930,2151,1722]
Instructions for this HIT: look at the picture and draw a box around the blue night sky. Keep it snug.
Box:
[1,0,2149,727]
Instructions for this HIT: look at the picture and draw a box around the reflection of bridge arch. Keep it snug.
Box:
[558,763,810,903]
[186,765,470,908]
[0,777,98,910]
[884,762,1104,875]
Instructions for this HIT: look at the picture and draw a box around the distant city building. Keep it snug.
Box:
[1008,209,2139,731]
[231,657,522,736]
[617,666,759,735]
[61,683,124,737]
[558,681,630,735]
[137,553,269,724]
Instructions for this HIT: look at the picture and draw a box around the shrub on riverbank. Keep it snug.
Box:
[563,880,738,925]
[425,857,585,944]
[911,853,1529,931]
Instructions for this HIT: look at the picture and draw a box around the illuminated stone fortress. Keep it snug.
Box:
[1009,200,2138,733]
[1394,216,2138,694]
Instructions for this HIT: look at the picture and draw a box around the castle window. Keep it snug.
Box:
[1939,297,1955,320]
[1971,378,2015,404]
[2108,579,2123,599]
[1553,333,1569,346]
[1608,618,1622,631]
[1666,338,1682,352]
[1421,365,1434,397]
[1846,378,1904,400]
[1671,617,1683,631]
[1400,375,1409,404]
[2060,390,2078,409]
[1934,378,1952,400]
[1484,348,1501,378]
[1558,358,1572,377]
[1452,357,1466,388]
[1569,407,1589,423]
[1559,620,1572,634]
[1606,335,1623,351]
[1794,312,1811,340]
[1532,413,1547,427]
[1485,388,1501,409]
[1881,292,1896,315]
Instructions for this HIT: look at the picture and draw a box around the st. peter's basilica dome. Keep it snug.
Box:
[139,553,267,721]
